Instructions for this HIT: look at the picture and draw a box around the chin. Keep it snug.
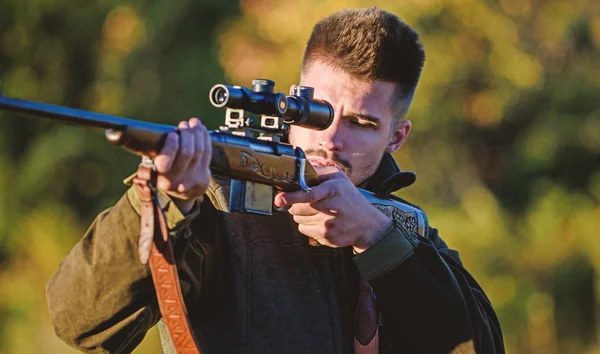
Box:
[350,175,367,187]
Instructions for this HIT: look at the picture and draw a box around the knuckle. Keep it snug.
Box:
[328,183,342,196]
[306,189,315,203]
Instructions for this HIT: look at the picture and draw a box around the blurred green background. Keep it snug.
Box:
[0,0,599,353]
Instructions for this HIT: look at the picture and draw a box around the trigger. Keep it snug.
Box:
[274,204,291,212]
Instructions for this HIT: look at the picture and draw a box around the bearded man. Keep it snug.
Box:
[47,7,504,354]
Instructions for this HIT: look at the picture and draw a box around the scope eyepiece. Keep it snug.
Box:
[283,86,334,131]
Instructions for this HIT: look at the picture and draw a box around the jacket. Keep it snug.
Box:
[46,154,504,353]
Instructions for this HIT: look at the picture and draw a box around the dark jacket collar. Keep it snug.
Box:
[363,153,416,198]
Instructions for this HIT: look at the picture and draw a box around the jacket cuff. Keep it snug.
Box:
[125,185,200,231]
[353,223,419,280]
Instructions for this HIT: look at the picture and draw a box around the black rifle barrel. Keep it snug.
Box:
[0,94,174,156]
[0,95,174,133]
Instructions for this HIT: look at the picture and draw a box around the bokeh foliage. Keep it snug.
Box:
[1,0,599,353]
[0,0,238,352]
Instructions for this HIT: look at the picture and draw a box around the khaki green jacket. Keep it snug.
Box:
[46,157,504,353]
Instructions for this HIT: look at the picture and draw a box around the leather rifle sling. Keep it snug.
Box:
[354,275,379,354]
[134,160,202,354]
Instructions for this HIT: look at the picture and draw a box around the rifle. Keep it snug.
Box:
[0,78,427,230]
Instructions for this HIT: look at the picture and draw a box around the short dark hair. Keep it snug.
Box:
[302,7,425,121]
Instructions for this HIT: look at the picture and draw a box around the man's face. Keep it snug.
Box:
[288,60,411,186]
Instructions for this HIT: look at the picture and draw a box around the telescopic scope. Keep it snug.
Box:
[208,79,333,131]
[209,79,288,117]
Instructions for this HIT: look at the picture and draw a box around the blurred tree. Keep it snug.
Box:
[1,0,599,353]
[0,0,239,352]
[214,0,600,353]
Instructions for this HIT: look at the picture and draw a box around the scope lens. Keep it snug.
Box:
[215,88,228,104]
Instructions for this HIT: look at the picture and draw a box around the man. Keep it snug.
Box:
[47,7,504,354]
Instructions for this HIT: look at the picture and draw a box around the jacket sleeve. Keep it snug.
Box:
[353,224,504,354]
[45,186,209,353]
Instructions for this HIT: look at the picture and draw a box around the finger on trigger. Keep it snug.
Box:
[154,132,178,173]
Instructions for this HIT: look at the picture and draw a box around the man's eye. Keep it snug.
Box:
[351,120,376,130]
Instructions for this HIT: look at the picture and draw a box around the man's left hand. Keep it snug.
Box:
[274,166,393,253]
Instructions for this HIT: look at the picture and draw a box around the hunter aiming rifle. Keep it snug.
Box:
[0,79,429,354]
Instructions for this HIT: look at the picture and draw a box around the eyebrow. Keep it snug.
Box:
[345,112,381,125]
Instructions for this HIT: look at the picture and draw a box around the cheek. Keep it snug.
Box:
[348,133,389,169]
[350,131,389,154]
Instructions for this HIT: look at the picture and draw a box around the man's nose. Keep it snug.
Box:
[318,118,345,151]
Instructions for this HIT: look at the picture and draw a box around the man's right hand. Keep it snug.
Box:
[146,117,212,214]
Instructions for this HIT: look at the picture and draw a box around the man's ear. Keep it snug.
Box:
[289,84,297,95]
[385,119,411,153]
